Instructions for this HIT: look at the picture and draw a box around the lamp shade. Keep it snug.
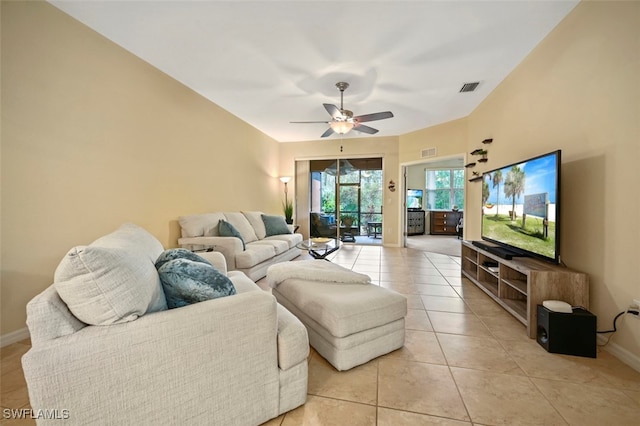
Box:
[329,121,354,134]
[279,176,291,183]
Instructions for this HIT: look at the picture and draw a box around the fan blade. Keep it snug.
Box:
[320,127,335,138]
[353,124,379,135]
[323,104,344,120]
[290,121,330,124]
[353,111,394,123]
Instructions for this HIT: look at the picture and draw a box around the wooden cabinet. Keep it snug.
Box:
[407,210,425,235]
[461,241,589,338]
[430,210,462,235]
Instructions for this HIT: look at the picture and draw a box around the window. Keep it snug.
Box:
[425,169,464,210]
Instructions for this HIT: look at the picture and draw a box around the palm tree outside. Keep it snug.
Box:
[504,166,526,220]
[492,169,503,217]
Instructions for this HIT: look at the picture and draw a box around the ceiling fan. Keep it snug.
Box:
[291,82,394,138]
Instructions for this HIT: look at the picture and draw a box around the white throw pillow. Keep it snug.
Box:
[223,212,258,243]
[54,223,167,325]
[242,211,267,240]
[178,213,226,237]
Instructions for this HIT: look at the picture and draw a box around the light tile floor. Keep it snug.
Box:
[262,245,640,425]
[2,245,640,425]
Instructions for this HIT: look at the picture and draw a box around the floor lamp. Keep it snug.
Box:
[280,176,292,224]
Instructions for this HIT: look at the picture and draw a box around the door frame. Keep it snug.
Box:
[399,153,466,248]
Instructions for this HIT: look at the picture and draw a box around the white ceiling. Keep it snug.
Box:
[50,0,578,143]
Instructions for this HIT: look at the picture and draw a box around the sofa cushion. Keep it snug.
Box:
[242,211,267,240]
[264,233,304,249]
[219,220,246,250]
[155,248,212,269]
[236,244,277,269]
[91,222,165,261]
[223,212,258,243]
[158,258,236,309]
[54,223,167,326]
[250,240,290,255]
[262,214,291,237]
[178,213,226,237]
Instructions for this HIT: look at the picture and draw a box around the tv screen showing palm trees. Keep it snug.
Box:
[481,150,561,263]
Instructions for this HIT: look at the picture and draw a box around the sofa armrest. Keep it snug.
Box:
[178,236,243,270]
[22,291,280,425]
[276,304,309,370]
[190,250,227,274]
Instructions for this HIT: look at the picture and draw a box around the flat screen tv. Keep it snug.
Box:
[481,150,561,264]
[407,189,423,209]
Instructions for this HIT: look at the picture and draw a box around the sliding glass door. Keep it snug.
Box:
[309,158,383,242]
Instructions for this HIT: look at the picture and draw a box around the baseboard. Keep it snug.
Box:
[0,327,30,348]
[597,335,640,373]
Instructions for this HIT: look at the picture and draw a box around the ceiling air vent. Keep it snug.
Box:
[460,82,480,93]
[421,147,437,158]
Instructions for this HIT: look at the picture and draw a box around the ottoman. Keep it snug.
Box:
[268,261,407,371]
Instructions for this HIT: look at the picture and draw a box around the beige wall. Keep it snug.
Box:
[464,1,639,359]
[1,2,282,334]
[279,136,400,245]
[399,118,468,165]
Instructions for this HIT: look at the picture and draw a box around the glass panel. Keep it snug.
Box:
[453,169,464,209]
[453,169,465,189]
[339,170,360,184]
[360,170,383,230]
[434,189,451,210]
[453,189,464,209]
[435,170,451,189]
[339,185,359,227]
[321,173,336,214]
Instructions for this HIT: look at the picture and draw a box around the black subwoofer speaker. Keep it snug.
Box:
[536,305,597,358]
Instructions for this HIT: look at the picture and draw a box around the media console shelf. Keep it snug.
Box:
[461,240,589,338]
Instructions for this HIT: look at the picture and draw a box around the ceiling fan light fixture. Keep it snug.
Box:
[292,81,393,138]
[329,120,354,134]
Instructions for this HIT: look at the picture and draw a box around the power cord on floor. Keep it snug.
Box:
[596,308,639,347]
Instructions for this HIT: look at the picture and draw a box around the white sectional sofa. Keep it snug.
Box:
[178,212,303,281]
[22,224,309,426]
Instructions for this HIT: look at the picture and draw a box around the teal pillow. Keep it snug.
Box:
[158,258,236,309]
[262,214,291,236]
[218,220,245,250]
[155,248,212,270]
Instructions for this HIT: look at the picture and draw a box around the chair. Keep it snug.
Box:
[366,221,382,238]
[309,212,338,238]
[456,217,464,239]
[21,224,309,425]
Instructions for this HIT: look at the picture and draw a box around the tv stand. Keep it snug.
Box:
[461,240,589,338]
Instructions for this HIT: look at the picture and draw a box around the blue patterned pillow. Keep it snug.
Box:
[261,214,291,236]
[218,220,246,250]
[155,248,212,270]
[158,258,236,309]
